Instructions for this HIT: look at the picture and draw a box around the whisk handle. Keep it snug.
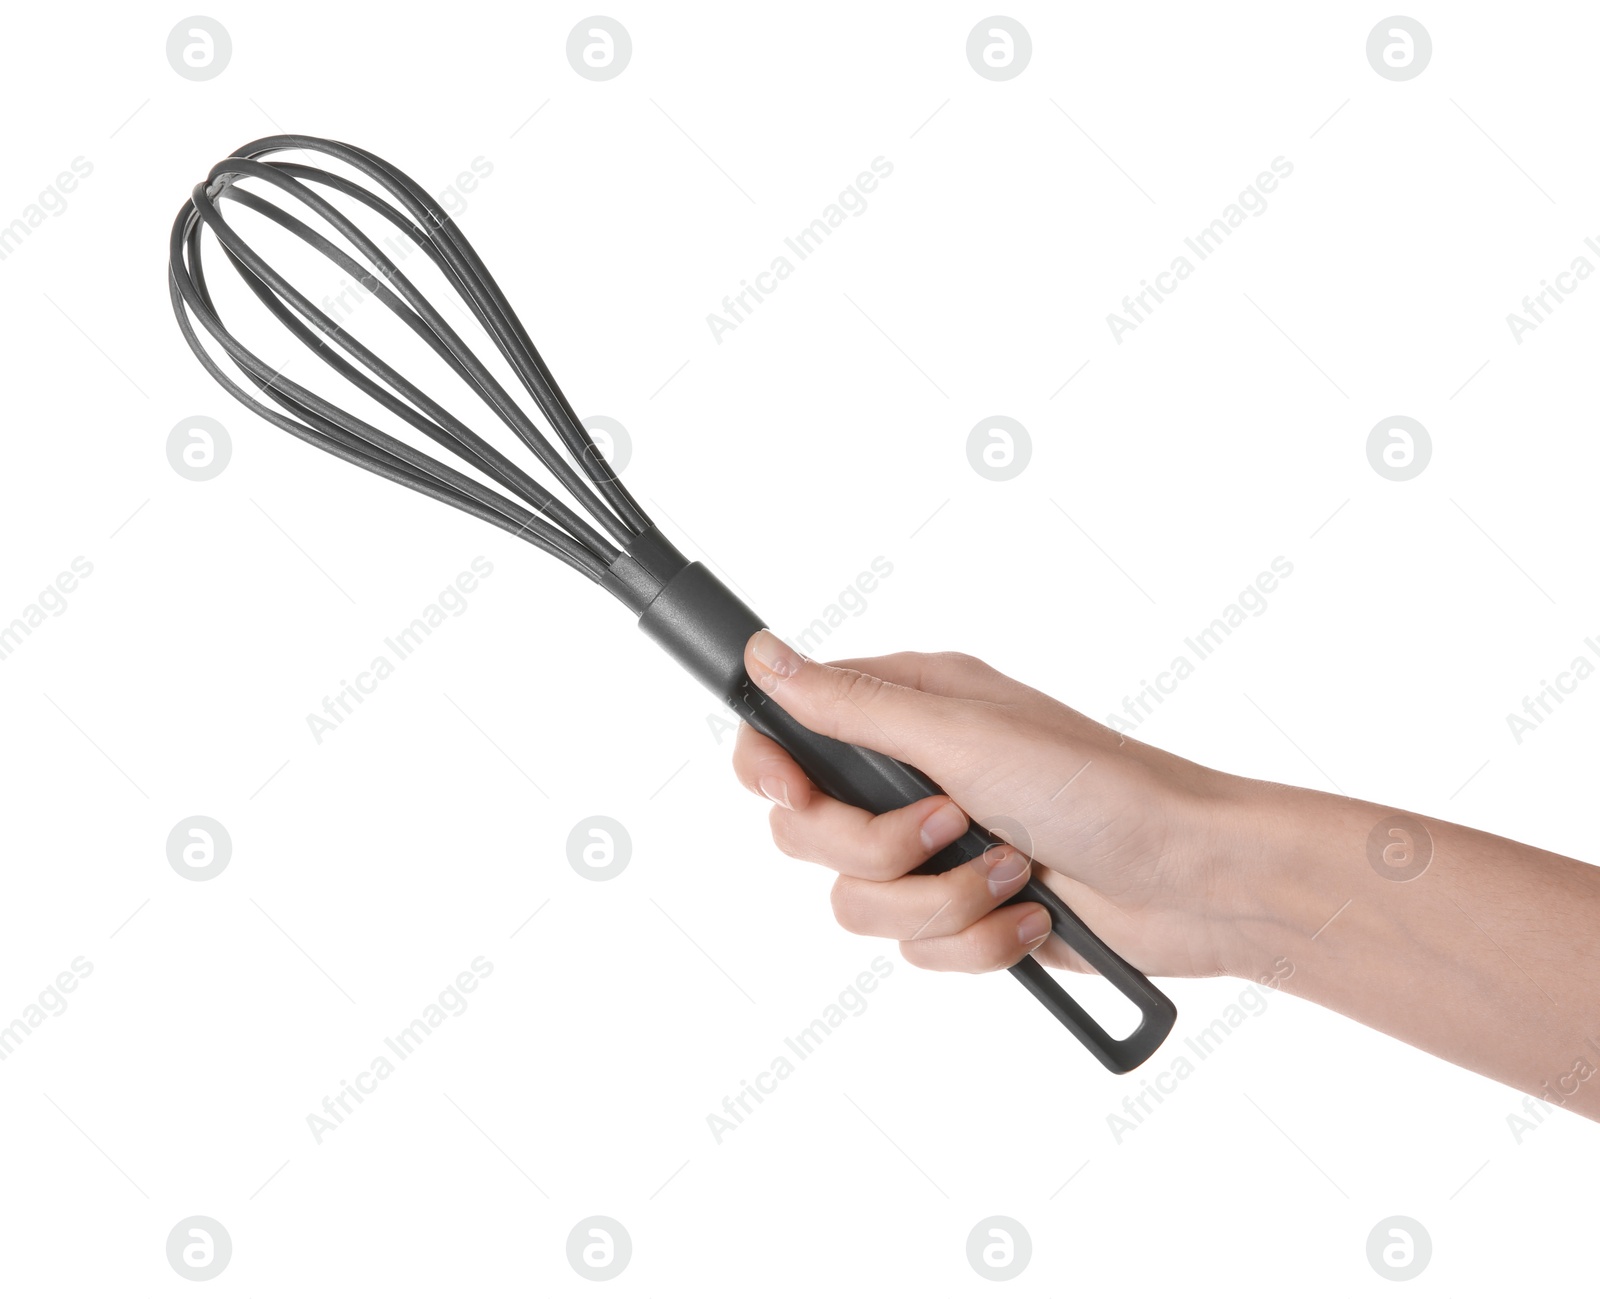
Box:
[634,560,1176,1074]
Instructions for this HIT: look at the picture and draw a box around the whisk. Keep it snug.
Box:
[168,135,1176,1072]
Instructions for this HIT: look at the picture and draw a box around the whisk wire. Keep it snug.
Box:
[170,209,610,578]
[169,134,654,581]
[189,168,622,563]
[262,137,653,537]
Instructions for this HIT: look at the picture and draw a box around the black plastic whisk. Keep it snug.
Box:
[169,135,1176,1072]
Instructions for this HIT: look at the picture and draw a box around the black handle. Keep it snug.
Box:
[632,560,1177,1073]
[730,698,1176,1072]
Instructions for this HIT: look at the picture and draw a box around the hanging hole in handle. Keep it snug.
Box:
[1038,952,1146,1041]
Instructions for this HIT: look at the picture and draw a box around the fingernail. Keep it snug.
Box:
[1017,907,1051,946]
[758,776,792,810]
[749,629,801,689]
[918,800,968,852]
[977,846,1029,897]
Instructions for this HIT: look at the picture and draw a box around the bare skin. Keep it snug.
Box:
[734,630,1600,1121]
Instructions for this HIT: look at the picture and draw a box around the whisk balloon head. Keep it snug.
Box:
[168,134,686,609]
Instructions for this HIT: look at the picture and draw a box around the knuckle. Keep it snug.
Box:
[829,877,869,935]
[731,728,764,787]
[862,819,916,881]
[913,893,963,940]
[965,921,1021,974]
[827,666,886,710]
[767,808,806,860]
[731,757,760,794]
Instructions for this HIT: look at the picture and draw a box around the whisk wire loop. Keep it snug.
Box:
[169,134,652,580]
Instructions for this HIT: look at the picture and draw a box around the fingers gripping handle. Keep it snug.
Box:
[635,561,1176,1073]
[741,711,1176,1073]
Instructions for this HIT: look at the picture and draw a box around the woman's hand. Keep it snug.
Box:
[732,631,1255,981]
[733,630,1600,1118]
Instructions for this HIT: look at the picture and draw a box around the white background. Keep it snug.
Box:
[2,1,1597,1293]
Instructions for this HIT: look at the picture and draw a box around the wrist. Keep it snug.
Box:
[1200,775,1361,981]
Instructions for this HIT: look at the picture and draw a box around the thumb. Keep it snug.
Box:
[745,629,967,766]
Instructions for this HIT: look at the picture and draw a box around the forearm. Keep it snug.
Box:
[1216,780,1600,1118]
